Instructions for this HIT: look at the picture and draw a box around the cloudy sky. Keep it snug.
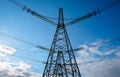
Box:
[0,0,120,77]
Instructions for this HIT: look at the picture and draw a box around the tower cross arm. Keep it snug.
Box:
[65,9,100,26]
[8,0,57,26]
[65,0,120,26]
[28,10,57,26]
[72,47,84,52]
[64,47,84,52]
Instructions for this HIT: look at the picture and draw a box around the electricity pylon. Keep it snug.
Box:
[42,8,81,77]
[8,0,120,77]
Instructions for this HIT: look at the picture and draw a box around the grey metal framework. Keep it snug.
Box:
[42,8,81,77]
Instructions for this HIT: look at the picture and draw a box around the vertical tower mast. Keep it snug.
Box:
[43,8,81,77]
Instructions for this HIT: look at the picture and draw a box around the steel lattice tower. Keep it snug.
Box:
[43,8,81,77]
[8,0,120,77]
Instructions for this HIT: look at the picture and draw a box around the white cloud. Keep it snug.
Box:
[76,39,120,77]
[0,61,42,77]
[0,44,16,59]
[0,61,11,71]
[0,53,6,57]
[79,57,120,77]
[88,46,117,56]
[79,39,120,56]
[90,39,105,47]
[78,45,90,58]
[115,51,120,56]
[0,44,42,77]
[0,44,16,54]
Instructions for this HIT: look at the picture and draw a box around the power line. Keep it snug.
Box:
[65,0,120,26]
[8,0,57,26]
[0,32,84,52]
[0,52,44,63]
[0,32,50,51]
[100,0,120,12]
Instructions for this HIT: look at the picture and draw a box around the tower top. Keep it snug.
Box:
[58,8,65,27]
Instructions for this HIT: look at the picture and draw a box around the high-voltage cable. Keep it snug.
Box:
[8,0,57,26]
[66,0,120,26]
[0,32,50,51]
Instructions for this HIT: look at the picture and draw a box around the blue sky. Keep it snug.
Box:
[0,0,120,77]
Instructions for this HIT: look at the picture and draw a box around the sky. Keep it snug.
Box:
[0,0,120,77]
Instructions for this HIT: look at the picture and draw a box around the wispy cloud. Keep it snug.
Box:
[0,61,41,77]
[79,58,120,77]
[0,44,42,77]
[115,51,120,56]
[0,44,16,54]
[76,39,120,77]
[0,44,16,59]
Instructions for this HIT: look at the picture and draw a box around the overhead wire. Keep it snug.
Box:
[65,0,120,26]
[0,32,48,63]
[8,0,57,26]
[0,32,84,52]
[0,52,44,63]
[100,0,120,12]
[9,53,43,63]
[1,38,119,64]
[7,0,78,21]
[8,0,23,8]
[8,0,120,26]
[0,32,50,51]
[1,31,120,51]
[6,0,120,52]
[65,9,100,26]
[0,32,120,52]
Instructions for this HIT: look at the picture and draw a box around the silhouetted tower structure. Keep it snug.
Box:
[42,8,81,77]
[9,0,119,77]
